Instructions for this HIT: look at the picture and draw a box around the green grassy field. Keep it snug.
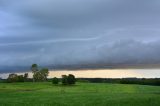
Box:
[0,82,160,106]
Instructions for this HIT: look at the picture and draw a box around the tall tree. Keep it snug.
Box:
[31,64,38,82]
[40,68,49,81]
[34,72,43,82]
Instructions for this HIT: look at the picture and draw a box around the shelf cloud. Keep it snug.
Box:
[1,0,160,72]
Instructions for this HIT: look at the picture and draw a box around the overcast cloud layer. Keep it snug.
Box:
[1,0,160,72]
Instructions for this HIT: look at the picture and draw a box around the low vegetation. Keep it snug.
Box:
[0,82,160,106]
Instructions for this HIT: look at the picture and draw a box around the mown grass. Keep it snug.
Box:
[0,82,160,106]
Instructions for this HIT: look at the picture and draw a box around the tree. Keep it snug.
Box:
[67,74,76,85]
[31,64,38,82]
[62,75,68,85]
[7,74,25,82]
[31,64,49,82]
[40,68,49,81]
[34,68,49,82]
[33,72,43,82]
[31,64,38,73]
[52,77,59,84]
[61,74,76,85]
[17,75,24,82]
[24,73,28,82]
[7,74,18,83]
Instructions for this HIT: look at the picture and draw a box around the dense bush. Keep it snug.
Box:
[52,77,59,84]
[62,75,68,85]
[61,74,76,85]
[17,75,24,82]
[67,74,76,84]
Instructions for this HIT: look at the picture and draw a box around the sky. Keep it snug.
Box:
[1,0,160,72]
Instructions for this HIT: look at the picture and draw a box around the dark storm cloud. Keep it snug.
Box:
[1,0,160,72]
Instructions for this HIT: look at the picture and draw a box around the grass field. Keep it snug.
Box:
[0,82,160,106]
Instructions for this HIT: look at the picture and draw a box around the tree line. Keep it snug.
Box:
[6,64,76,85]
[77,78,160,86]
[7,73,29,82]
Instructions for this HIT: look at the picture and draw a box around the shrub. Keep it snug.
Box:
[17,75,24,82]
[61,74,76,85]
[52,77,59,84]
[62,75,68,85]
[67,74,76,85]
